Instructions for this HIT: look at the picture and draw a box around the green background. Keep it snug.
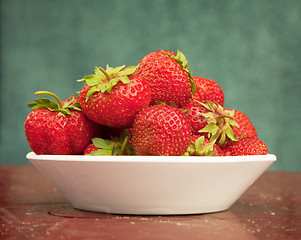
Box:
[1,0,300,171]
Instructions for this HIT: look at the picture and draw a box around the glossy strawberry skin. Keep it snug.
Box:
[131,105,192,156]
[181,102,208,135]
[223,138,268,156]
[79,74,151,128]
[83,143,99,155]
[25,108,100,155]
[191,76,224,107]
[226,109,257,139]
[136,50,192,107]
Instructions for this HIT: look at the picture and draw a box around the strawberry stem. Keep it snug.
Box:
[34,91,63,109]
[118,135,129,155]
[98,67,111,83]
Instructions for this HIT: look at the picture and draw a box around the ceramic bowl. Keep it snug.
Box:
[26,152,276,215]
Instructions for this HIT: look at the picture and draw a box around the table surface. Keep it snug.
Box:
[0,165,300,240]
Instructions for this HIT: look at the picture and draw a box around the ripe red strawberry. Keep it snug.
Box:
[25,91,100,155]
[83,130,135,155]
[223,138,268,156]
[186,135,224,156]
[182,100,239,146]
[83,143,99,155]
[225,108,257,139]
[78,65,151,128]
[190,76,224,106]
[131,105,192,156]
[181,101,208,135]
[136,50,196,107]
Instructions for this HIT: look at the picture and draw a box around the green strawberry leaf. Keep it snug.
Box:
[207,150,217,156]
[79,74,103,87]
[182,152,190,156]
[112,144,120,155]
[66,102,82,112]
[106,65,125,76]
[34,98,51,105]
[198,141,215,156]
[227,109,236,118]
[88,129,135,156]
[120,76,131,84]
[209,131,220,144]
[28,99,59,111]
[92,138,115,150]
[186,136,218,156]
[79,65,137,101]
[88,149,114,156]
[27,91,83,115]
[94,66,105,76]
[225,127,238,141]
[120,65,138,76]
[86,85,99,101]
[194,136,204,151]
[175,50,189,69]
[198,123,219,134]
[229,119,240,128]
[58,108,71,115]
[219,132,226,145]
[27,102,37,108]
[190,78,197,94]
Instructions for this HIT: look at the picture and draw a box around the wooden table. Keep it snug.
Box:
[0,165,300,240]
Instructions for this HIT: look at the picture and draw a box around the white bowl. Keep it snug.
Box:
[26,152,276,215]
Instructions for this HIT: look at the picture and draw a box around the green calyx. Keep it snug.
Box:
[163,49,197,94]
[27,91,81,115]
[87,129,135,156]
[185,136,217,156]
[77,64,138,101]
[197,101,240,146]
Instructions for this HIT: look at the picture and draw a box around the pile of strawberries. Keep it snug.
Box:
[25,50,268,156]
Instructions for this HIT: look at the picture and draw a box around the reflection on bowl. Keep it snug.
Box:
[26,152,276,215]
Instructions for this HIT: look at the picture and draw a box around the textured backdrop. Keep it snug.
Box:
[1,0,300,170]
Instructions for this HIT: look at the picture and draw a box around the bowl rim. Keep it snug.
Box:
[26,152,277,163]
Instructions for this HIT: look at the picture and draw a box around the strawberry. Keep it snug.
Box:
[182,100,239,146]
[83,143,99,155]
[185,135,224,156]
[223,138,268,156]
[78,65,151,128]
[25,91,100,155]
[83,130,135,155]
[131,105,192,156]
[226,109,257,139]
[136,50,196,107]
[181,101,208,135]
[190,76,224,106]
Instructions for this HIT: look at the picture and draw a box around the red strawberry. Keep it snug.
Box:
[181,101,208,135]
[191,76,224,106]
[186,135,224,156]
[136,50,196,107]
[226,109,257,139]
[83,130,135,155]
[78,65,151,128]
[223,138,268,156]
[25,91,100,155]
[182,100,239,146]
[131,105,192,156]
[83,143,99,155]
